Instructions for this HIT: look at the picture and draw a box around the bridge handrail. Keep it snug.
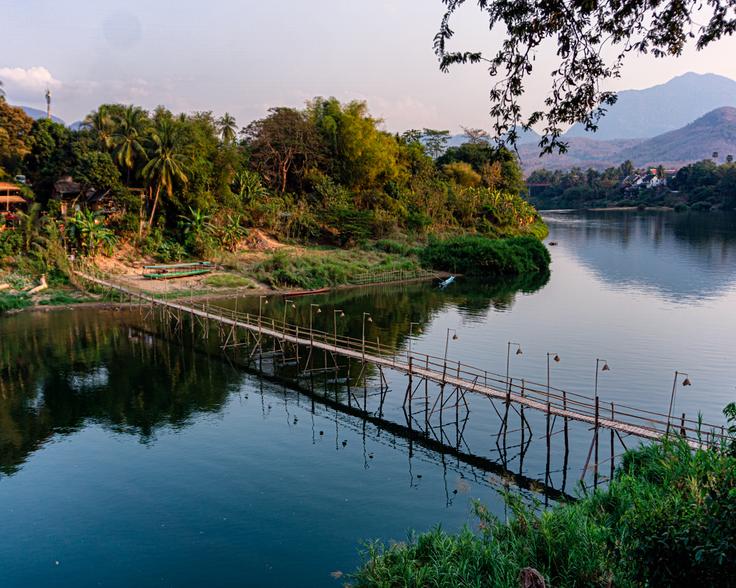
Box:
[71,266,730,445]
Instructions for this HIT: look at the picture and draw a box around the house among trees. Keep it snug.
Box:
[0,182,27,223]
[52,176,117,216]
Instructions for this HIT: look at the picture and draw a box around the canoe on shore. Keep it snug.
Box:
[143,261,213,280]
[285,287,331,297]
[143,269,212,280]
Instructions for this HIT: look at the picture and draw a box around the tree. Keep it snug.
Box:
[112,105,149,184]
[24,119,74,199]
[310,97,402,191]
[83,106,115,150]
[217,113,238,144]
[245,107,323,193]
[0,100,34,176]
[438,143,526,195]
[461,127,490,145]
[422,128,451,159]
[72,147,123,194]
[434,0,736,153]
[619,160,635,179]
[142,120,189,231]
[442,161,481,187]
[400,129,423,145]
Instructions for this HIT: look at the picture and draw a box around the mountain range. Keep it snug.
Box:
[565,72,736,140]
[518,106,736,172]
[17,105,66,126]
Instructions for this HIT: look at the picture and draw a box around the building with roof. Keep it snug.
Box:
[0,182,27,221]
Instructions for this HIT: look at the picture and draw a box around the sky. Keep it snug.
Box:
[2,0,736,133]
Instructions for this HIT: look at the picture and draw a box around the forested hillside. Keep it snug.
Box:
[0,96,549,293]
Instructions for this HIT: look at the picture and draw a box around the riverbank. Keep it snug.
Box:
[354,422,736,587]
[1,232,550,313]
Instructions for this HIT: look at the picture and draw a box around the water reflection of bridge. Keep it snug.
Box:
[75,268,728,494]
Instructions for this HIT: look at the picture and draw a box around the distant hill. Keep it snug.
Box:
[565,72,736,140]
[519,137,643,172]
[617,107,736,165]
[16,105,65,125]
[520,106,736,173]
[447,128,541,148]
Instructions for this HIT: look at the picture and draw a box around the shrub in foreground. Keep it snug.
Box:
[354,408,736,587]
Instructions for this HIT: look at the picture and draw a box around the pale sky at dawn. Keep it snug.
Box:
[2,0,736,132]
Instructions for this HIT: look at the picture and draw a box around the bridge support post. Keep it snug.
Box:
[594,396,600,489]
[346,357,352,407]
[611,403,616,482]
[546,400,552,492]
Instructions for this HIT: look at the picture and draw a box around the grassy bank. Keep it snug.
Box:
[239,248,420,290]
[222,235,550,291]
[354,406,736,587]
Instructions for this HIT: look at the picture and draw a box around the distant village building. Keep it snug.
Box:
[621,168,678,192]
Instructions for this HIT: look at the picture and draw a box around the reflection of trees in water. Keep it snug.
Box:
[553,210,736,253]
[0,272,547,478]
[0,311,237,476]
[221,272,549,356]
[545,211,736,300]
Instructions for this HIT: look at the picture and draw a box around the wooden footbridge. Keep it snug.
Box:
[74,267,728,490]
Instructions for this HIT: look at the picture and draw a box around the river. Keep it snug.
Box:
[1,210,734,587]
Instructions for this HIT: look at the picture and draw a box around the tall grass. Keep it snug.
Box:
[254,249,419,289]
[354,409,736,587]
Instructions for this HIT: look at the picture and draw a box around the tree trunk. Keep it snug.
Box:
[281,162,288,193]
[146,184,161,236]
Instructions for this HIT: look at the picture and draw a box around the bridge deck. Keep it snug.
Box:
[75,270,725,450]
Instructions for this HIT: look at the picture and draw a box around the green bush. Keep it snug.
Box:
[38,291,85,306]
[0,230,23,257]
[420,235,550,277]
[141,229,188,262]
[202,273,254,288]
[374,239,419,257]
[0,292,31,313]
[355,408,736,588]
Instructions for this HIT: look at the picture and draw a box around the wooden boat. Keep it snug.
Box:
[143,261,213,280]
[285,287,331,297]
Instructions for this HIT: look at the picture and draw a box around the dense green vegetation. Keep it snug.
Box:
[529,159,736,211]
[355,405,736,587]
[420,235,550,277]
[0,92,550,291]
[0,292,30,313]
[253,249,419,290]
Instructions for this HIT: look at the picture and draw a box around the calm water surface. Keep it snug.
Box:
[1,210,735,587]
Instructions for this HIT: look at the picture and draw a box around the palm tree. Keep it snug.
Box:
[83,106,115,150]
[142,120,189,233]
[112,105,149,184]
[217,112,238,144]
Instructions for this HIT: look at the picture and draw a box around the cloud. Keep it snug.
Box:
[0,66,61,101]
